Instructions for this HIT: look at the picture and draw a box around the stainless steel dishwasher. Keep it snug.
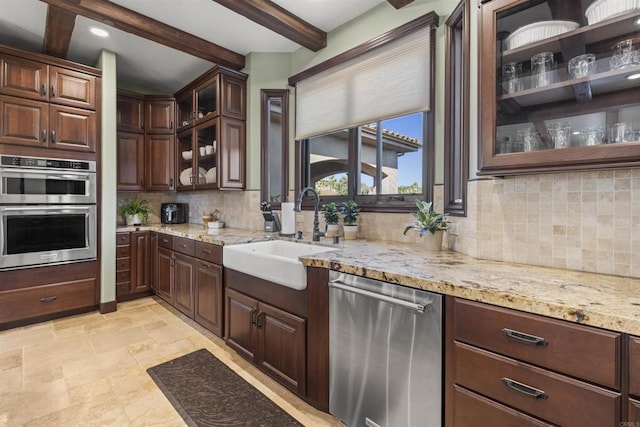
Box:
[328,271,442,427]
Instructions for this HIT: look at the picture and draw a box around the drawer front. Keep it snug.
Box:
[115,270,130,284]
[158,233,173,249]
[454,299,620,389]
[116,232,130,245]
[195,241,222,264]
[173,236,195,256]
[116,245,130,258]
[630,336,640,397]
[115,258,130,271]
[454,385,553,427]
[0,279,96,324]
[455,342,620,427]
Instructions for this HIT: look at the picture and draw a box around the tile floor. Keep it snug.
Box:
[0,297,341,426]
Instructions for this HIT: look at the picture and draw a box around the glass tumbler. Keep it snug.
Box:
[531,52,555,88]
[517,127,542,152]
[578,126,604,146]
[610,39,640,70]
[502,61,523,93]
[609,122,634,143]
[547,122,571,149]
[568,54,596,79]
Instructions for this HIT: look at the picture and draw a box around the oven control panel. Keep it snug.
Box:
[1,155,94,171]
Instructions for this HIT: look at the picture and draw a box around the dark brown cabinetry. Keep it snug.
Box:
[630,336,640,422]
[115,231,151,300]
[116,91,175,192]
[175,66,246,190]
[154,233,224,336]
[0,262,98,328]
[226,287,306,396]
[0,46,99,158]
[446,297,622,426]
[478,0,640,175]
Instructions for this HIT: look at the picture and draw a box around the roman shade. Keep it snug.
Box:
[295,24,432,140]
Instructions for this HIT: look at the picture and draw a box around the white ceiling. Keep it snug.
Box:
[0,0,386,93]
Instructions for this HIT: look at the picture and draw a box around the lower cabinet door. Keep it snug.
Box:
[630,398,640,423]
[195,261,223,336]
[173,252,195,318]
[258,301,306,396]
[156,247,173,303]
[454,385,553,427]
[225,288,259,363]
[130,231,150,294]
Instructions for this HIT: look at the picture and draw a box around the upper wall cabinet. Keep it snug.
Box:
[0,46,100,158]
[479,0,640,175]
[174,66,247,191]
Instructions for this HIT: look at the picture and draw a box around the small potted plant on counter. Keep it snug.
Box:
[321,202,340,237]
[119,198,152,226]
[403,200,449,251]
[340,200,360,240]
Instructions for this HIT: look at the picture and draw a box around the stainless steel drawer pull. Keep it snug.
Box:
[502,328,548,346]
[502,378,548,399]
[40,296,58,303]
[202,249,211,254]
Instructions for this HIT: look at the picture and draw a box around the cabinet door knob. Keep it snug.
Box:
[169,178,174,188]
[202,249,211,254]
[250,308,258,325]
[169,121,173,130]
[42,130,47,143]
[51,131,57,143]
[256,311,264,328]
[502,328,548,346]
[40,296,58,303]
[41,84,47,96]
[502,378,548,400]
[51,85,56,98]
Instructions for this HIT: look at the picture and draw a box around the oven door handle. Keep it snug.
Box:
[1,206,92,212]
[0,168,91,180]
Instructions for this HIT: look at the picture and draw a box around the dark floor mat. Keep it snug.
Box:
[147,348,303,427]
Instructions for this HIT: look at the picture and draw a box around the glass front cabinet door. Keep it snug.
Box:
[479,0,640,174]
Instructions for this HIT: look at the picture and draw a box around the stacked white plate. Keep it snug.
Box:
[505,20,580,50]
[179,167,206,185]
[206,167,216,183]
[585,0,640,25]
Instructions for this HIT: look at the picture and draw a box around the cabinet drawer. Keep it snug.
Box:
[116,258,130,271]
[116,233,130,245]
[116,270,130,284]
[173,236,195,256]
[195,241,222,264]
[455,342,620,427]
[116,245,130,258]
[0,279,96,324]
[453,385,552,427]
[117,282,130,296]
[158,234,173,249]
[630,336,640,397]
[454,299,620,389]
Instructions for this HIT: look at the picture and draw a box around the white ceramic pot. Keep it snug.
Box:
[423,230,443,251]
[325,224,339,238]
[343,224,358,240]
[125,214,142,226]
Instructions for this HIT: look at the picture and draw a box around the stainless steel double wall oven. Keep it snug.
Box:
[0,155,97,269]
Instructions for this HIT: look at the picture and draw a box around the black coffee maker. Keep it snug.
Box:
[161,203,187,224]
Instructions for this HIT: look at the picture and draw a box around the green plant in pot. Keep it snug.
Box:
[403,200,449,251]
[321,202,340,238]
[340,200,360,240]
[119,198,153,226]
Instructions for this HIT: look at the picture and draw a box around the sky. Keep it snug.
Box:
[381,112,424,186]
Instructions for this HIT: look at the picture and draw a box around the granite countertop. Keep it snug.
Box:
[117,224,640,335]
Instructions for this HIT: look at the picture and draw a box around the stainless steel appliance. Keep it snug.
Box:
[0,155,97,270]
[161,203,187,224]
[0,205,97,269]
[328,271,442,427]
[0,155,96,204]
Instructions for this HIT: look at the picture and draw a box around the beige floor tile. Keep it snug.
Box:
[0,378,70,426]
[121,388,185,426]
[0,323,55,352]
[63,347,138,388]
[89,325,152,353]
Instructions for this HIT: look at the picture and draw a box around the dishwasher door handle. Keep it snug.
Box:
[329,280,428,313]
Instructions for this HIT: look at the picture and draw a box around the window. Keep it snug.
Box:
[444,0,469,216]
[290,13,438,212]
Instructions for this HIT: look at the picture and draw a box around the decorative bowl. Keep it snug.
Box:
[585,0,640,25]
[506,20,579,50]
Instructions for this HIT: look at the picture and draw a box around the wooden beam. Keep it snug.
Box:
[43,5,77,58]
[387,0,415,9]
[39,0,245,69]
[211,0,326,52]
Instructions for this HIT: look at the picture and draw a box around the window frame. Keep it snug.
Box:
[292,13,438,213]
[444,0,470,217]
[260,89,289,208]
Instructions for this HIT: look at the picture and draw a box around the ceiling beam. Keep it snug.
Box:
[39,0,245,69]
[211,0,326,52]
[387,0,416,9]
[43,5,77,58]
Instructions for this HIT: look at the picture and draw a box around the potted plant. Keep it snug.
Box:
[119,198,153,226]
[403,200,449,251]
[340,200,360,240]
[321,202,340,237]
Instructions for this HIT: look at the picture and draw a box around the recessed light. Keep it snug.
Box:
[627,73,640,80]
[89,27,109,38]
[636,18,640,25]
